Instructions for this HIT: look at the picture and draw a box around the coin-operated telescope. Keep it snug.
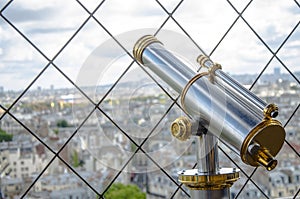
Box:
[133,35,286,199]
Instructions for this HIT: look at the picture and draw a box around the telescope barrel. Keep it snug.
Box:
[198,57,278,119]
[133,35,285,170]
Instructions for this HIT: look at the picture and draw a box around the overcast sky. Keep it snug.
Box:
[0,0,299,90]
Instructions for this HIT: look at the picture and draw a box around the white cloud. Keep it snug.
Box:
[242,0,300,50]
[94,0,168,37]
[2,0,89,58]
[0,0,299,90]
[173,0,238,54]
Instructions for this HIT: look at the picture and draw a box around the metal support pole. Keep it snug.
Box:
[197,133,219,174]
[178,134,239,198]
[190,189,230,199]
[190,133,231,199]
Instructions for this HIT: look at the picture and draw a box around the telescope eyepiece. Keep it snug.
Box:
[248,143,278,171]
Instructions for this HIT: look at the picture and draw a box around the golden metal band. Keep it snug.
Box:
[196,54,210,69]
[208,63,222,83]
[178,168,240,190]
[133,35,162,64]
[180,72,209,113]
[180,63,221,113]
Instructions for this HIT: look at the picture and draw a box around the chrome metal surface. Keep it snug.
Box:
[199,56,268,115]
[190,188,230,199]
[178,133,239,196]
[198,56,281,120]
[197,134,219,174]
[192,136,235,199]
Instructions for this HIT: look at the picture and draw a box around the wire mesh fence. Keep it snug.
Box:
[0,0,299,198]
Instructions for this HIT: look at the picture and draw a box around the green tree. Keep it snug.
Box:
[103,183,146,199]
[56,119,69,127]
[0,128,13,142]
[53,128,59,135]
[71,150,80,168]
[71,150,84,168]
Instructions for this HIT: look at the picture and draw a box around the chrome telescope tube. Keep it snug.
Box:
[133,35,286,170]
[197,56,278,119]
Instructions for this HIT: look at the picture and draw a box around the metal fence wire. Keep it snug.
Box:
[0,0,299,198]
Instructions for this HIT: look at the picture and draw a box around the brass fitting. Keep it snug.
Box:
[196,55,211,69]
[241,119,285,171]
[133,35,162,64]
[264,103,279,119]
[171,117,192,141]
[196,54,222,83]
[248,144,278,171]
[178,168,240,190]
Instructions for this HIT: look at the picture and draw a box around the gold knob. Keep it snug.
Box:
[171,117,192,141]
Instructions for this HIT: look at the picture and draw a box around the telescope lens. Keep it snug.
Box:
[264,103,279,119]
[271,110,279,118]
[266,159,278,171]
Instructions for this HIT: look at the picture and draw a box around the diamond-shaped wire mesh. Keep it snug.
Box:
[0,0,299,198]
